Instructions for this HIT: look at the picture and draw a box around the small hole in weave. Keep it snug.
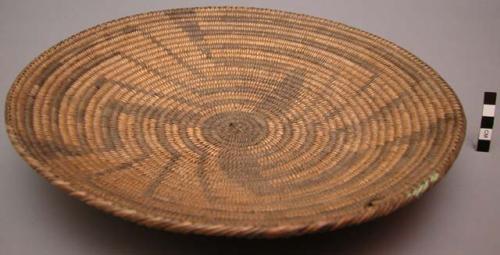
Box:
[365,196,384,208]
[94,77,106,90]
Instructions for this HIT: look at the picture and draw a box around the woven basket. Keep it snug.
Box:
[5,7,466,238]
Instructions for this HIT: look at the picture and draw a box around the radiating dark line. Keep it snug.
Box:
[139,29,208,80]
[144,156,180,197]
[91,154,149,178]
[253,68,306,115]
[165,9,212,59]
[195,154,216,202]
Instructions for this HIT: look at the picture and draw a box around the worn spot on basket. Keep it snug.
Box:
[408,171,440,198]
[122,25,137,34]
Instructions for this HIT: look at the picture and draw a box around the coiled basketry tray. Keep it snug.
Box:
[5,7,466,237]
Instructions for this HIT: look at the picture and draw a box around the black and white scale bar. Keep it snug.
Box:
[477,92,496,152]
